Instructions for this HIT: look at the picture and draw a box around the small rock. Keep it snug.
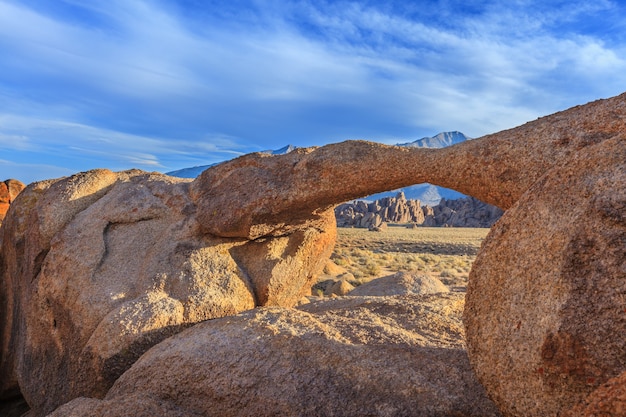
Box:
[349,271,449,297]
[323,279,355,296]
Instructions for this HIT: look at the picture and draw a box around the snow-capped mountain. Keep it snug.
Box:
[364,183,464,207]
[166,145,297,179]
[396,131,470,149]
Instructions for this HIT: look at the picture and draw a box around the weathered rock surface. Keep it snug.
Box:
[464,136,626,417]
[46,294,502,417]
[336,191,426,228]
[322,259,351,277]
[323,278,355,296]
[349,272,449,297]
[0,179,25,227]
[0,170,334,416]
[562,370,626,417]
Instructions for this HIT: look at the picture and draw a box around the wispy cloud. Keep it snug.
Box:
[0,114,245,183]
[1,0,625,183]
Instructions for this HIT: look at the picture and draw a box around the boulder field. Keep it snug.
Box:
[0,92,624,416]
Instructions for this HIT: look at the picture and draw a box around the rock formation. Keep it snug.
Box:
[46,294,502,417]
[335,191,425,228]
[423,197,503,227]
[192,93,626,239]
[323,278,355,296]
[0,170,334,416]
[464,136,626,416]
[335,193,502,229]
[188,93,624,415]
[1,92,624,416]
[0,179,25,227]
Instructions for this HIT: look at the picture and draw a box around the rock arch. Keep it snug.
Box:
[192,92,626,239]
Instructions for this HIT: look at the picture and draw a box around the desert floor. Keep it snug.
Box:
[325,225,490,293]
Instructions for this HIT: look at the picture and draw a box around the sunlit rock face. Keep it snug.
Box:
[0,170,334,416]
[465,136,626,417]
[193,93,626,239]
[46,294,503,417]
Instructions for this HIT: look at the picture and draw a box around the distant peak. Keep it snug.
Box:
[397,131,471,149]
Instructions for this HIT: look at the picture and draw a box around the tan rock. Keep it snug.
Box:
[0,169,335,416]
[368,221,388,231]
[229,209,336,306]
[336,192,428,228]
[3,91,626,417]
[464,136,626,417]
[46,294,502,417]
[349,271,449,297]
[322,259,350,276]
[323,279,355,296]
[423,196,503,227]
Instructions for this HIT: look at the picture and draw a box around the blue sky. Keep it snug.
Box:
[1,0,625,184]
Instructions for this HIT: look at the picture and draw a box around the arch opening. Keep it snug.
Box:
[312,183,501,297]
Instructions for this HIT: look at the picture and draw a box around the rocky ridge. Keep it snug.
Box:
[335,192,503,229]
[0,92,624,416]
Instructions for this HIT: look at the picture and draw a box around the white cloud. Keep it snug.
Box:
[0,113,244,172]
[0,132,31,150]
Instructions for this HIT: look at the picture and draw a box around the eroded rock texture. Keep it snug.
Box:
[0,170,334,416]
[46,294,502,417]
[464,136,626,417]
[562,371,626,417]
[193,93,626,239]
[348,271,449,297]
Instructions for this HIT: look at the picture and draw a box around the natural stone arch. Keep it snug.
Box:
[187,90,626,416]
[192,92,626,239]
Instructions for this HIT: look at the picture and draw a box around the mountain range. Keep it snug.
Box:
[396,131,470,148]
[165,133,471,205]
